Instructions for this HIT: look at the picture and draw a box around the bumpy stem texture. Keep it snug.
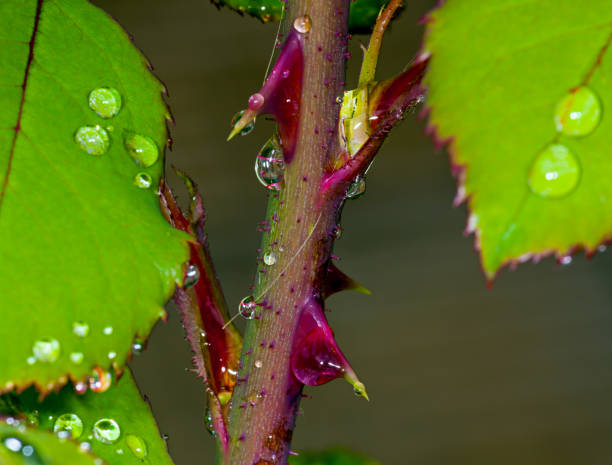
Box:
[226,1,349,464]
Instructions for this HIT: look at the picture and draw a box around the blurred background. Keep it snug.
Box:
[94,1,612,464]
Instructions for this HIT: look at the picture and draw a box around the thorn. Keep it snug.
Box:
[227,109,257,141]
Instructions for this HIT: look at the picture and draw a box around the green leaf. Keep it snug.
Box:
[1,369,173,465]
[0,0,189,391]
[209,0,391,33]
[0,417,101,465]
[288,448,380,465]
[423,0,612,278]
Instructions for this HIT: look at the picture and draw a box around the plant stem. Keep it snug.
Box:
[225,1,350,464]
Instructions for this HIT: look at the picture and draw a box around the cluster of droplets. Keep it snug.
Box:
[528,86,602,198]
[255,135,285,190]
[3,435,40,463]
[74,87,159,190]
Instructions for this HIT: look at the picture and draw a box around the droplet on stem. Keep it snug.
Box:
[239,296,257,319]
[255,136,285,190]
[293,15,312,33]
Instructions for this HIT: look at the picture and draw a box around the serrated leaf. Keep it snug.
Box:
[423,0,612,278]
[0,417,101,465]
[1,369,173,465]
[288,447,380,465]
[0,0,189,392]
[209,0,391,33]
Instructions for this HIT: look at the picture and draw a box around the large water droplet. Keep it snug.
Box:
[239,295,257,319]
[126,434,147,460]
[53,413,84,439]
[345,176,366,199]
[88,87,122,119]
[72,321,89,338]
[89,368,112,393]
[93,419,121,444]
[255,136,285,190]
[134,172,152,189]
[293,15,312,33]
[32,338,60,363]
[528,144,580,198]
[75,126,110,155]
[263,252,276,266]
[183,263,200,288]
[124,133,159,167]
[554,86,601,136]
[231,110,255,136]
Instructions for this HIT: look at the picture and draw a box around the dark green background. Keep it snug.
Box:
[94,1,612,464]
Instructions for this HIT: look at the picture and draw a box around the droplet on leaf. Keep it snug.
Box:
[554,86,601,136]
[93,418,121,444]
[88,87,122,119]
[89,368,112,393]
[126,434,147,460]
[124,133,159,167]
[239,295,257,319]
[183,263,200,288]
[69,352,84,365]
[255,136,285,190]
[134,172,152,189]
[75,126,110,155]
[32,338,60,363]
[53,413,84,439]
[72,321,90,338]
[528,143,580,198]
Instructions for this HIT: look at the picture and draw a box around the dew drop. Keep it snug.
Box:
[528,144,580,198]
[255,136,285,190]
[263,252,277,266]
[126,435,147,460]
[231,110,255,136]
[124,133,159,167]
[103,326,113,335]
[345,176,366,199]
[184,263,200,288]
[204,409,216,436]
[72,321,89,338]
[254,359,263,368]
[93,418,121,444]
[53,413,84,439]
[248,93,265,111]
[88,87,122,119]
[89,367,112,393]
[293,15,312,33]
[239,295,257,319]
[32,338,60,363]
[134,172,152,189]
[132,338,144,354]
[74,381,88,395]
[107,351,117,360]
[554,86,601,136]
[70,352,84,365]
[26,356,36,365]
[75,126,110,156]
[80,442,91,452]
[4,437,22,452]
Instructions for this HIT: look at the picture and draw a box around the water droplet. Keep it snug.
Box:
[103,326,113,335]
[134,172,152,189]
[554,86,601,136]
[107,351,117,360]
[72,321,89,338]
[184,263,200,288]
[248,93,265,111]
[70,352,84,364]
[239,295,257,319]
[263,252,277,266]
[75,126,110,155]
[231,110,255,136]
[88,87,122,119]
[126,435,147,460]
[293,15,312,33]
[124,133,159,167]
[254,360,263,368]
[204,408,216,436]
[346,176,366,199]
[79,442,91,452]
[89,368,112,393]
[32,338,60,363]
[93,418,121,444]
[4,437,22,452]
[255,136,285,190]
[332,226,342,239]
[528,144,580,198]
[132,338,144,354]
[26,356,36,365]
[74,381,88,395]
[53,413,84,439]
